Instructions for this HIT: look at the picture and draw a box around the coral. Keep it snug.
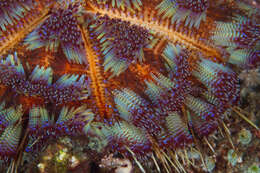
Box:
[204,156,216,172]
[35,142,84,173]
[238,128,252,145]
[227,149,242,166]
[247,164,260,173]
[0,0,259,172]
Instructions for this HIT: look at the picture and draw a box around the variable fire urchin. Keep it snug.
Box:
[0,0,259,172]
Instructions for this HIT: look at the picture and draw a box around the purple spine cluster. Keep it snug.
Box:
[24,3,86,64]
[88,14,150,75]
[176,0,209,13]
[234,19,260,49]
[0,55,89,106]
[39,5,81,46]
[0,0,34,30]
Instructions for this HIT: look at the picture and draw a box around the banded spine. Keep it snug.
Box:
[101,121,152,156]
[24,3,86,64]
[0,103,23,129]
[0,0,36,31]
[26,105,94,151]
[94,0,143,11]
[0,53,90,106]
[113,88,163,135]
[0,124,22,158]
[0,0,51,56]
[157,112,193,149]
[87,13,151,77]
[192,59,239,106]
[212,16,260,66]
[156,0,209,28]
